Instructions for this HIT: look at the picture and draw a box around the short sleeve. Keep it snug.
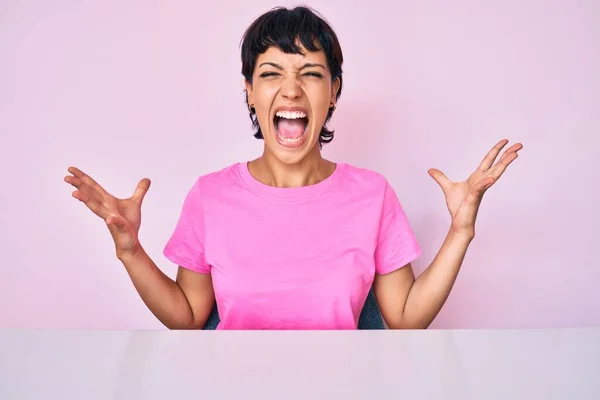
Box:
[163,179,211,274]
[374,181,422,275]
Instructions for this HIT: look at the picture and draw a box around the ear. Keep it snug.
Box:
[245,79,254,105]
[330,77,341,104]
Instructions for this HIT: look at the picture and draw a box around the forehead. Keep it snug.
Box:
[256,44,327,67]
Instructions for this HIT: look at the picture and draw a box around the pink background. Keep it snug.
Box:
[1,1,598,329]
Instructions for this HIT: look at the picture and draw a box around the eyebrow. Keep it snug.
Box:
[258,62,325,70]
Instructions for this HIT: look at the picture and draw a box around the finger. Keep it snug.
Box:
[67,166,85,178]
[67,166,107,195]
[498,142,523,162]
[131,178,151,204]
[428,168,453,192]
[72,189,110,219]
[64,175,83,188]
[478,139,509,172]
[490,152,519,179]
[72,190,86,202]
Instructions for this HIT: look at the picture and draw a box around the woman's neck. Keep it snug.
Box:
[248,150,336,189]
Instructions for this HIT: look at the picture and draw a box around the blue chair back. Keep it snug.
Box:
[202,287,384,329]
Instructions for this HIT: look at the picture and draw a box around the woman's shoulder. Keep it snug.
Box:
[186,162,244,194]
[338,162,390,190]
[339,163,410,212]
[196,162,241,182]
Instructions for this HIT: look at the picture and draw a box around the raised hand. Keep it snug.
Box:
[427,139,523,238]
[64,166,151,258]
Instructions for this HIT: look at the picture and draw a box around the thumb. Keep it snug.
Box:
[428,168,452,192]
[131,178,151,204]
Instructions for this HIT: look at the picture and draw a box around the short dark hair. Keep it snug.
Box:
[240,6,344,147]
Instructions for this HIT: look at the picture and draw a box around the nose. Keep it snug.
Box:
[280,75,302,100]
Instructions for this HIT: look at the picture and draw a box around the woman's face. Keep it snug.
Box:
[246,42,340,165]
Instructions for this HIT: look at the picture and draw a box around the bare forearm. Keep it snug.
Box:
[403,229,473,328]
[118,245,195,329]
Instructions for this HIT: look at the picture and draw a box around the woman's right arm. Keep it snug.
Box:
[65,166,214,329]
[119,245,215,329]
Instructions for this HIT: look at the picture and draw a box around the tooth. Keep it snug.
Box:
[275,110,307,120]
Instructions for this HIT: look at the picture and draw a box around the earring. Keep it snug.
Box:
[329,103,336,112]
[248,104,255,113]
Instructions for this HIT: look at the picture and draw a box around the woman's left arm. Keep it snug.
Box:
[375,139,523,329]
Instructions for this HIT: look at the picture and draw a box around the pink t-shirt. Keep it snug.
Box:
[163,162,421,330]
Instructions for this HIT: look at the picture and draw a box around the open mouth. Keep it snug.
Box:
[273,110,309,147]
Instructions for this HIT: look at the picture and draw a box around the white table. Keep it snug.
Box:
[0,328,598,399]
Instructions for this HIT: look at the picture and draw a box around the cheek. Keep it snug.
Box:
[253,82,278,104]
[252,84,278,126]
[308,79,331,100]
[307,86,332,120]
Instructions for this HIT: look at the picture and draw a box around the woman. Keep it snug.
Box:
[64,6,521,330]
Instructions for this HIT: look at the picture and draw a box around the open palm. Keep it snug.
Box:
[65,166,151,256]
[428,139,523,237]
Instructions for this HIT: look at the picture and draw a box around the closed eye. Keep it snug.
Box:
[260,72,323,78]
[304,72,323,78]
[260,72,280,78]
